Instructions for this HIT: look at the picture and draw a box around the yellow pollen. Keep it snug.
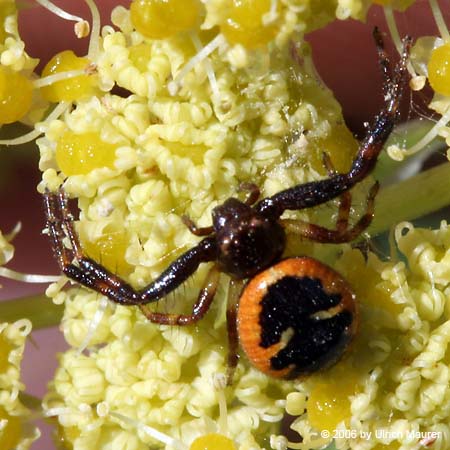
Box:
[0,67,33,124]
[427,43,450,96]
[40,50,98,102]
[130,0,202,40]
[55,131,117,176]
[82,230,132,276]
[190,433,237,450]
[220,0,280,49]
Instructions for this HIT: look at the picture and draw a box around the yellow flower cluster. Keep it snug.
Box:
[281,221,450,449]
[34,1,377,448]
[384,0,450,162]
[0,0,43,126]
[0,320,39,450]
[2,0,450,449]
[45,296,294,449]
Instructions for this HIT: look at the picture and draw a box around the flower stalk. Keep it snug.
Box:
[0,294,63,329]
[370,162,450,235]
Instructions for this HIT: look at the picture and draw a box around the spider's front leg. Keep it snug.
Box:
[44,189,143,305]
[255,30,411,220]
[347,28,412,183]
[280,152,379,243]
[43,189,218,309]
[43,190,77,271]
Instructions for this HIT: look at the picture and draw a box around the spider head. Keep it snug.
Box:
[212,198,286,279]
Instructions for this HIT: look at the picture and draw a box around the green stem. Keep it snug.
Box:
[0,294,63,329]
[369,162,450,235]
[373,119,444,182]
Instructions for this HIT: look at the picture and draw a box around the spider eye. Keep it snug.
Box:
[237,257,358,379]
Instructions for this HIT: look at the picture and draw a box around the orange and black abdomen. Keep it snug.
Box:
[237,257,358,379]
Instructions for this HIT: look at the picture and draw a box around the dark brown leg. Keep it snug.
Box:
[373,27,393,96]
[181,215,214,236]
[336,191,352,233]
[44,190,217,306]
[255,33,411,220]
[238,182,260,206]
[225,278,243,385]
[43,190,75,270]
[56,189,83,258]
[322,153,352,233]
[281,182,379,244]
[139,265,220,325]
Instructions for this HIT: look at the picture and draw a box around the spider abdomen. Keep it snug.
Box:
[237,257,358,379]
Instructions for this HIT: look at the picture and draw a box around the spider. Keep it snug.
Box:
[44,29,411,381]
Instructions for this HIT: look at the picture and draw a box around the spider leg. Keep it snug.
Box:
[238,182,260,206]
[43,190,76,269]
[336,190,352,233]
[280,182,379,243]
[44,190,217,305]
[255,33,411,220]
[138,237,217,303]
[70,237,217,305]
[43,189,142,304]
[347,32,412,183]
[373,27,393,96]
[139,265,220,325]
[181,215,214,236]
[225,278,243,385]
[55,188,83,258]
[321,153,352,232]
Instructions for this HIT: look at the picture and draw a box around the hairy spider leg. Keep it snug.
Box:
[139,265,221,325]
[43,189,218,306]
[44,189,143,304]
[280,181,379,243]
[373,27,393,98]
[281,149,377,243]
[321,152,352,232]
[347,28,412,183]
[255,32,412,220]
[44,189,76,269]
[335,189,352,233]
[225,278,244,384]
[55,189,84,258]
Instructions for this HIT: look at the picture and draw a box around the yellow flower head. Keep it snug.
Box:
[1,0,450,449]
[0,320,39,450]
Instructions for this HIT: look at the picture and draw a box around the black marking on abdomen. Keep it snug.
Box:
[259,275,353,378]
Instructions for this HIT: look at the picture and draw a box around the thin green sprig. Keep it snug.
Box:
[0,294,63,329]
[370,162,450,235]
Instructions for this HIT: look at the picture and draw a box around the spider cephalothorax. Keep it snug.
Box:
[44,29,411,380]
[212,195,286,279]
